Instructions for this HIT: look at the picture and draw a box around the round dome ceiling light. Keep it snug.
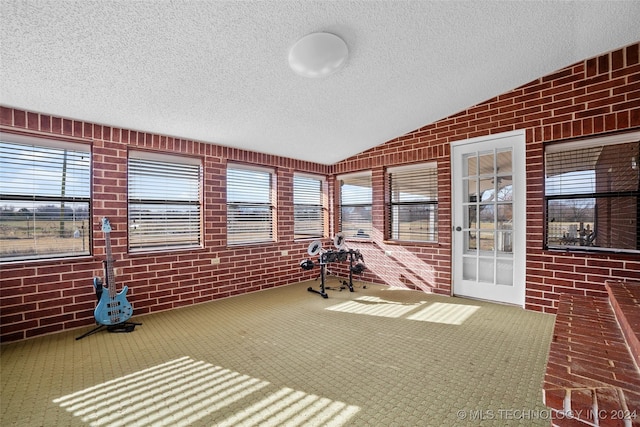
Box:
[288,32,348,78]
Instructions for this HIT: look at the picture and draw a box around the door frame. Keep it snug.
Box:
[450,130,527,307]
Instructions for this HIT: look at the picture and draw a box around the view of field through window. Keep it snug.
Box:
[0,139,91,261]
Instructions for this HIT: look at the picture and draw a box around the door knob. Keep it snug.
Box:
[455,226,462,232]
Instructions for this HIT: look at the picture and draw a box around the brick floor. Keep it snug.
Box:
[543,281,640,427]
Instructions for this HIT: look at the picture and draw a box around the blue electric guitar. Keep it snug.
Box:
[94,217,133,326]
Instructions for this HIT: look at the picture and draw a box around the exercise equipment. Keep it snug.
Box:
[301,235,366,298]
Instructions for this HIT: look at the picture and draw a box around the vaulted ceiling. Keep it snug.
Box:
[1,1,639,164]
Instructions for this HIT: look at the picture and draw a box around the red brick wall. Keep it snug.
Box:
[1,42,639,342]
[0,112,328,342]
[332,42,640,313]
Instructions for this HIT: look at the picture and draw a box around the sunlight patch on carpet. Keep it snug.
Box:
[325,295,425,318]
[53,356,359,427]
[406,302,480,325]
[326,297,480,325]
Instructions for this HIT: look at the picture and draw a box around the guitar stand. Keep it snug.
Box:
[75,321,142,340]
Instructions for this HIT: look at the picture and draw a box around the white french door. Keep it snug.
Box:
[452,130,526,306]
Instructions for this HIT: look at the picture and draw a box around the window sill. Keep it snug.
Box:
[545,246,640,256]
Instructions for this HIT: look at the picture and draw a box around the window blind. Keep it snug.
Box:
[227,165,274,245]
[388,163,438,241]
[293,174,325,239]
[128,154,202,251]
[0,136,91,261]
[339,172,372,238]
[545,135,639,252]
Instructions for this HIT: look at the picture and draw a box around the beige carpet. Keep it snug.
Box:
[1,279,555,426]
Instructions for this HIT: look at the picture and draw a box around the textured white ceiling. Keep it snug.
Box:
[1,1,639,165]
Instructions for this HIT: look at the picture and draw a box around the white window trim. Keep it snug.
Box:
[294,171,326,182]
[128,151,203,253]
[0,131,90,152]
[544,131,640,254]
[0,132,92,262]
[387,161,437,174]
[293,172,327,240]
[226,163,276,245]
[228,162,274,175]
[545,130,640,153]
[387,162,439,242]
[130,149,201,166]
[336,170,372,181]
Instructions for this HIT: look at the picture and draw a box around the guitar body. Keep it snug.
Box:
[94,285,133,326]
[93,277,103,301]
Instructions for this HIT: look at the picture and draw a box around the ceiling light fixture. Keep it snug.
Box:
[288,32,348,78]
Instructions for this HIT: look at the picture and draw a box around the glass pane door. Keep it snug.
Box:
[452,131,526,306]
[461,148,514,286]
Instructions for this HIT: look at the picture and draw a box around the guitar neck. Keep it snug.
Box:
[105,232,116,298]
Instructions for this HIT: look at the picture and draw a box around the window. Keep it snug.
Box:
[227,164,274,245]
[387,163,438,242]
[294,173,325,239]
[545,131,640,253]
[128,151,202,252]
[0,133,91,261]
[339,172,372,239]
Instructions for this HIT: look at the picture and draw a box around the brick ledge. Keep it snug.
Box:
[606,281,640,370]
[542,287,640,427]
